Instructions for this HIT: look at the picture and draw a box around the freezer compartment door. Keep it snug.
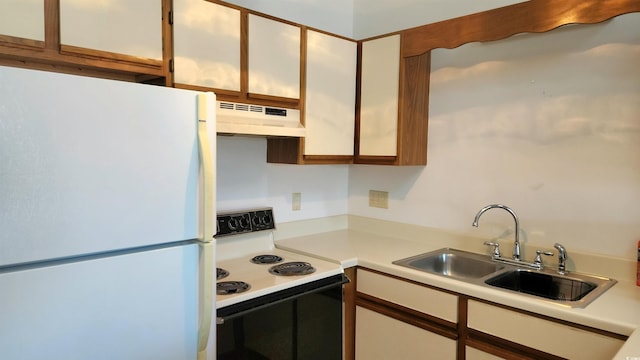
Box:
[0,244,201,360]
[0,66,207,265]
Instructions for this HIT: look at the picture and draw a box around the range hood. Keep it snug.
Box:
[216,101,305,137]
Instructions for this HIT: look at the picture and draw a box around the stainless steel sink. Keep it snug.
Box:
[484,268,616,306]
[392,248,504,280]
[393,248,616,308]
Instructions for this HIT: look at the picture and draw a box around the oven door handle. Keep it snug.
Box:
[216,274,350,325]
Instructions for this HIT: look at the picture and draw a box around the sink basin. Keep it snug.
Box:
[393,248,617,308]
[393,248,504,280]
[485,269,597,301]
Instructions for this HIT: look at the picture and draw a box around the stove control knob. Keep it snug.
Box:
[227,218,239,231]
[238,216,250,230]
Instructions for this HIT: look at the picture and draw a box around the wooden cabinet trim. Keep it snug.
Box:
[59,45,163,70]
[343,267,357,360]
[396,50,429,166]
[355,293,458,340]
[0,35,44,49]
[401,0,640,57]
[161,0,172,86]
[457,296,469,360]
[44,0,59,51]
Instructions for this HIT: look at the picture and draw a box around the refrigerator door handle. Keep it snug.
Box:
[196,93,215,358]
[197,92,215,245]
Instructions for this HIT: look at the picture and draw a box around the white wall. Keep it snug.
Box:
[349,13,640,260]
[216,136,349,223]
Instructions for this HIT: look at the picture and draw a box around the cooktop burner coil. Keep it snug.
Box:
[216,268,229,280]
[250,254,284,264]
[269,261,316,276]
[217,281,251,295]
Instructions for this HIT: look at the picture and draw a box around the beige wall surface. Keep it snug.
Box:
[348,13,640,259]
[214,5,640,261]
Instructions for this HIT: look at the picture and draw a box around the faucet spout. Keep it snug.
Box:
[472,204,521,261]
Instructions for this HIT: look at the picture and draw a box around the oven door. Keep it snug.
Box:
[216,274,348,360]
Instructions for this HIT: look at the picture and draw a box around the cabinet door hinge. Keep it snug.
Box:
[168,10,173,25]
[169,59,174,73]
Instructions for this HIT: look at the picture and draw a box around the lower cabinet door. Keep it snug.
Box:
[355,306,457,360]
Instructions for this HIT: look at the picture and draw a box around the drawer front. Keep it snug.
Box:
[467,300,624,359]
[357,269,457,322]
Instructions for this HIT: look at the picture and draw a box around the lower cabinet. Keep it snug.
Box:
[348,267,627,360]
[467,300,626,360]
[355,306,457,359]
[352,269,458,359]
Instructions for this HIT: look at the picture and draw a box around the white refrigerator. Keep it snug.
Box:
[0,66,216,360]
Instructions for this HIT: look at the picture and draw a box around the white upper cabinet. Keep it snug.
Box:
[173,0,241,91]
[359,34,401,156]
[304,30,357,156]
[248,14,300,99]
[59,0,162,60]
[0,0,44,41]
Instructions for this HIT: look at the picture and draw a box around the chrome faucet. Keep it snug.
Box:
[472,204,521,261]
[554,243,567,274]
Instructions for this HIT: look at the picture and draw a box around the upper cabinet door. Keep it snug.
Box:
[304,30,357,156]
[173,0,241,91]
[248,14,300,99]
[59,0,162,60]
[0,0,44,42]
[359,35,401,157]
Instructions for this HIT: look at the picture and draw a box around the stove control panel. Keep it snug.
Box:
[216,208,275,237]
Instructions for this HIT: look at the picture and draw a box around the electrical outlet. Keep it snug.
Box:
[292,192,301,211]
[369,190,388,209]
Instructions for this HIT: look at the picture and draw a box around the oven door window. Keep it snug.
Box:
[217,276,344,360]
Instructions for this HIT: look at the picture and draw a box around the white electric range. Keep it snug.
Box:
[214,208,345,310]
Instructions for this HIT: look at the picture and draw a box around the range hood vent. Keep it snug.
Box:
[216,101,305,137]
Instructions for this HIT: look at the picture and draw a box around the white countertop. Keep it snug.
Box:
[274,221,640,359]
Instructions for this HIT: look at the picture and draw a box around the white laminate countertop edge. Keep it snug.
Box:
[274,227,640,360]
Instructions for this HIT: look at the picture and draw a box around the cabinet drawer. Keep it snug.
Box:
[357,269,457,322]
[467,300,624,359]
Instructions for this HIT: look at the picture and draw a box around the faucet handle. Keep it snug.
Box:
[484,241,501,258]
[554,243,568,274]
[533,249,554,268]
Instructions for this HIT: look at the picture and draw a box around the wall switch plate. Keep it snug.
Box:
[292,192,301,211]
[369,190,388,209]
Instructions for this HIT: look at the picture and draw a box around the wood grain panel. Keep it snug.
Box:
[397,51,430,165]
[402,0,640,57]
